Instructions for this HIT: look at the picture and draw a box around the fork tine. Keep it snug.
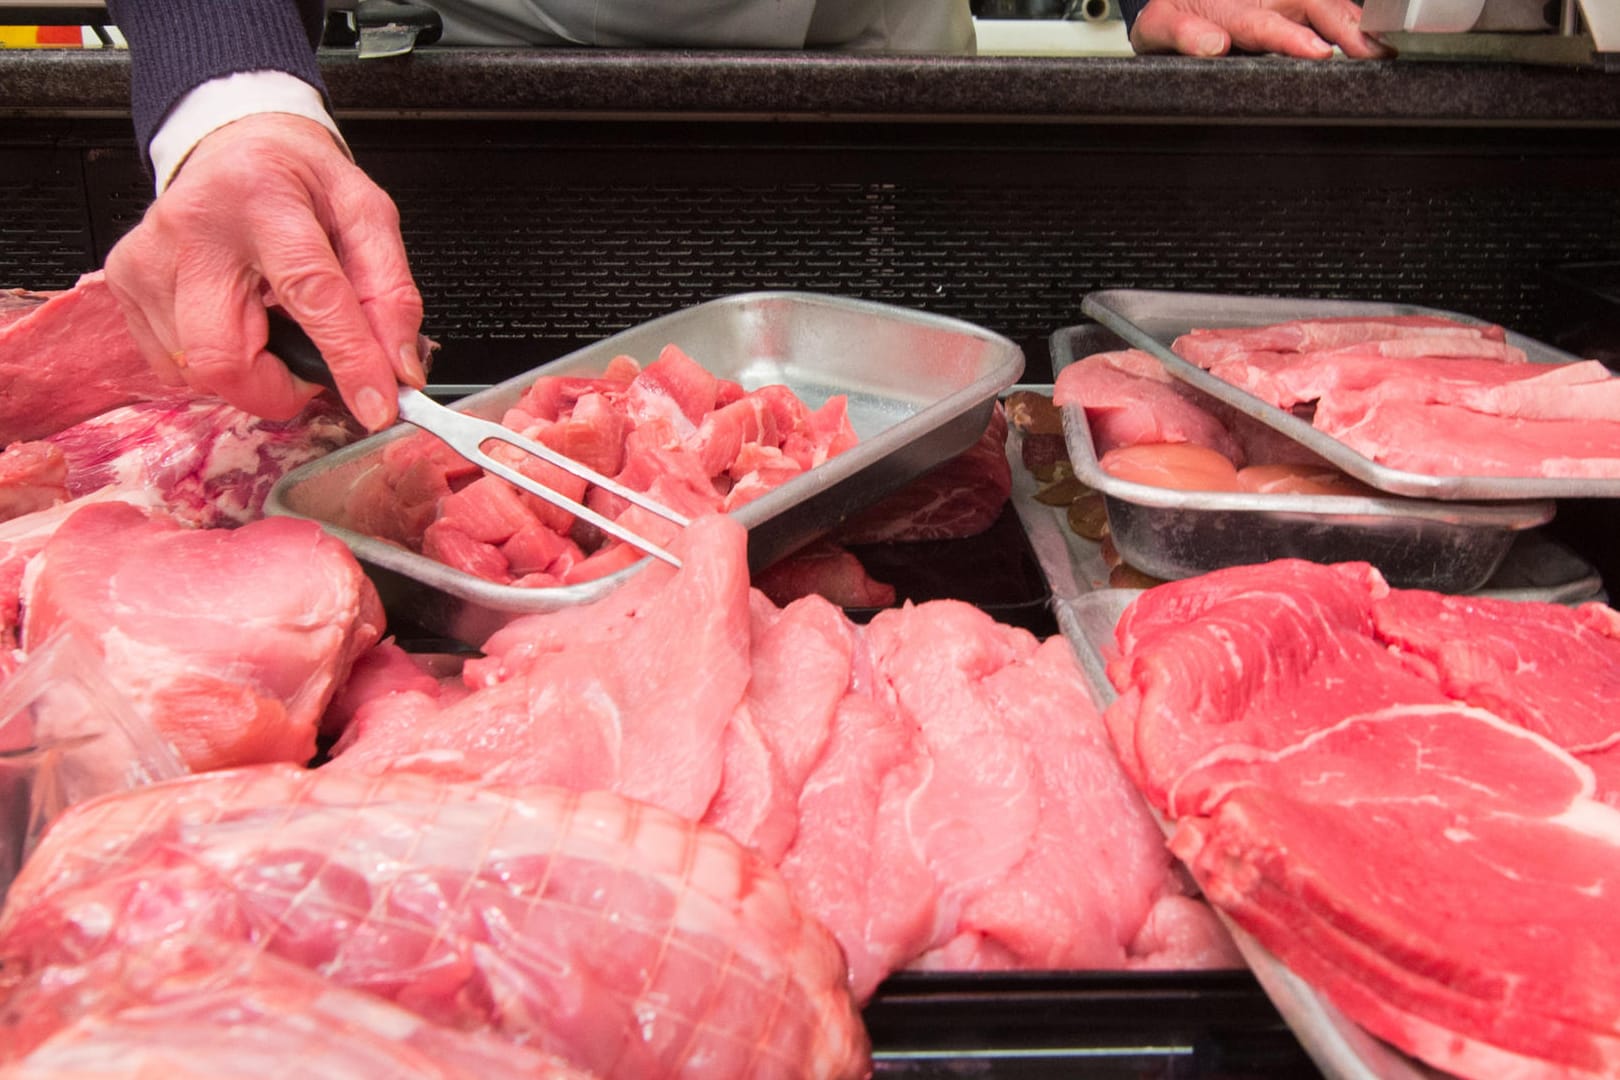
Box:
[396,388,684,569]
[399,389,691,528]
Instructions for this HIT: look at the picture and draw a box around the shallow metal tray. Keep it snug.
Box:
[1050,323,1554,593]
[1081,289,1617,501]
[269,292,1023,646]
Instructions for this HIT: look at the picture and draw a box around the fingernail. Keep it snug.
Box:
[400,343,428,387]
[355,385,391,431]
[1195,32,1225,56]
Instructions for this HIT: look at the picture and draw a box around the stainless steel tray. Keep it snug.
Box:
[1057,589,1439,1080]
[1474,530,1605,605]
[1081,289,1617,501]
[1050,323,1554,593]
[268,292,1024,646]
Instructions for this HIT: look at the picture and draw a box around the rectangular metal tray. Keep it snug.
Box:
[1050,323,1554,593]
[268,292,1024,646]
[1081,288,1619,501]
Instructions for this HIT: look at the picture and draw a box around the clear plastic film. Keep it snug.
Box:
[0,628,186,901]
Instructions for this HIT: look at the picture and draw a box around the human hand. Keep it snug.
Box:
[104,112,425,430]
[1129,0,1393,59]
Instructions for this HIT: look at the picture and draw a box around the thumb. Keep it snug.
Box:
[1131,6,1231,56]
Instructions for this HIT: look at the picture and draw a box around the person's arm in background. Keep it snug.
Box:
[1117,0,1391,59]
[103,0,424,430]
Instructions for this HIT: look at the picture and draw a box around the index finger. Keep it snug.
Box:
[325,175,427,389]
[259,240,402,432]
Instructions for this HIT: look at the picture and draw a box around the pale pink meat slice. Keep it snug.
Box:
[0,271,173,444]
[1054,349,1245,464]
[329,513,753,821]
[1170,314,1505,368]
[19,502,384,771]
[1206,349,1544,411]
[1313,394,1620,478]
[904,634,1223,973]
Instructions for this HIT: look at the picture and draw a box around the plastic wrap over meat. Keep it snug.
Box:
[0,940,596,1079]
[0,765,872,1080]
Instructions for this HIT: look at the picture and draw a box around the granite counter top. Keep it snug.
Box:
[2,46,1617,127]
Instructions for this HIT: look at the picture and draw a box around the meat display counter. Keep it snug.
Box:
[1,36,1618,1080]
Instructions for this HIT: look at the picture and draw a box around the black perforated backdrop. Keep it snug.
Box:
[20,117,1615,385]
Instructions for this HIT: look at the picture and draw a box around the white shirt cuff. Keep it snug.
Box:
[149,71,348,194]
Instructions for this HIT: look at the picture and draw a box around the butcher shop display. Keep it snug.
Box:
[16,267,1618,1077]
[0,283,1264,1078]
[1102,558,1620,1079]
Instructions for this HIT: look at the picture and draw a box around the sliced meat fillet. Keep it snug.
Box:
[328,513,753,821]
[0,272,171,444]
[1054,350,1245,464]
[1106,559,1450,811]
[1171,314,1506,368]
[1314,395,1620,479]
[1172,704,1620,1079]
[1370,588,1620,753]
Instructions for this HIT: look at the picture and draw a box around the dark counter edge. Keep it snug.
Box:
[2,47,1619,127]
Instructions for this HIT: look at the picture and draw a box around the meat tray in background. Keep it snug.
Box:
[268,292,1023,646]
[1050,323,1554,593]
[1082,289,1620,501]
[841,503,1055,634]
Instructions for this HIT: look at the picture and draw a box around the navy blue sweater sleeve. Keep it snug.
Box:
[1116,0,1148,33]
[106,0,329,167]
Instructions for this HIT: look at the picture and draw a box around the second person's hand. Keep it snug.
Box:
[1130,0,1393,59]
[104,111,427,430]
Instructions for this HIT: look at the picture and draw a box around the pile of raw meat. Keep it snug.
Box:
[1103,558,1620,1079]
[343,345,1010,607]
[1172,313,1620,479]
[1053,346,1370,495]
[346,346,863,589]
[0,275,1235,1077]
